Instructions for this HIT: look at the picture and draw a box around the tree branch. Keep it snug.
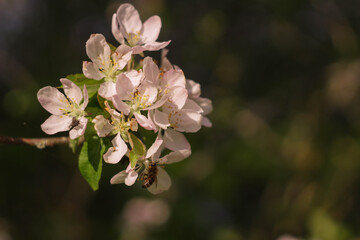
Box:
[0,136,77,149]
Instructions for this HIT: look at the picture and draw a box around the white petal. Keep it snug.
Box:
[116,3,142,36]
[60,78,83,105]
[132,40,171,54]
[173,111,202,133]
[141,15,161,43]
[170,86,188,109]
[143,56,160,84]
[186,79,201,98]
[145,94,169,110]
[86,34,111,67]
[202,117,212,127]
[182,99,203,114]
[41,115,72,135]
[163,69,186,88]
[103,134,128,164]
[82,85,88,108]
[195,97,213,115]
[112,95,131,115]
[125,170,138,186]
[161,48,173,71]
[160,149,191,164]
[124,69,143,87]
[153,109,170,129]
[110,170,127,184]
[163,129,190,151]
[69,117,88,139]
[138,82,158,106]
[113,44,132,70]
[147,167,171,194]
[145,135,163,159]
[82,61,104,80]
[98,82,117,100]
[134,113,156,130]
[37,86,69,115]
[92,115,113,137]
[112,13,124,44]
[116,73,136,101]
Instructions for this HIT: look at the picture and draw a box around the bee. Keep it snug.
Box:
[140,161,158,189]
[69,118,80,129]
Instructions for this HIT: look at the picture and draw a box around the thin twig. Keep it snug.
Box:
[0,136,75,149]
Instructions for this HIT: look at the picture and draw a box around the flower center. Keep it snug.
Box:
[60,98,85,118]
[127,31,142,46]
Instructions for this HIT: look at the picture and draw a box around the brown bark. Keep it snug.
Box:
[0,136,75,149]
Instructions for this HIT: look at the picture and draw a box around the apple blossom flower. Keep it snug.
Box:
[111,62,172,130]
[82,33,132,99]
[93,102,138,164]
[37,78,88,139]
[186,79,213,127]
[110,162,139,186]
[144,57,188,110]
[161,50,213,127]
[112,3,170,54]
[110,130,191,194]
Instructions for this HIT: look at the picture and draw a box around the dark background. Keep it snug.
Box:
[1,0,360,239]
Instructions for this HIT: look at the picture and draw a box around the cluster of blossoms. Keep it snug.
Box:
[37,4,212,194]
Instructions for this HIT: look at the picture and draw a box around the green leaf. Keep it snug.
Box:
[78,136,107,191]
[128,132,146,168]
[66,73,103,99]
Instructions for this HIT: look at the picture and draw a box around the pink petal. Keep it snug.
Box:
[116,73,136,101]
[98,82,117,100]
[161,48,173,71]
[145,94,169,110]
[163,69,186,88]
[82,61,104,80]
[69,117,88,139]
[92,115,113,137]
[201,117,212,127]
[195,97,213,115]
[160,149,192,164]
[153,109,170,129]
[182,99,203,114]
[170,86,188,109]
[82,85,88,108]
[37,86,70,115]
[103,134,128,164]
[141,15,161,43]
[145,135,163,159]
[186,79,201,98]
[147,167,171,194]
[112,95,131,115]
[113,44,132,70]
[41,115,72,135]
[124,70,143,87]
[112,13,124,44]
[116,3,142,37]
[110,170,127,184]
[138,82,158,106]
[143,56,160,84]
[132,40,171,54]
[86,34,111,66]
[125,170,138,186]
[172,111,202,133]
[134,112,156,130]
[163,129,190,151]
[60,78,83,105]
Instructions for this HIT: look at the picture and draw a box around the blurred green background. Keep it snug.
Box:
[1,0,360,239]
